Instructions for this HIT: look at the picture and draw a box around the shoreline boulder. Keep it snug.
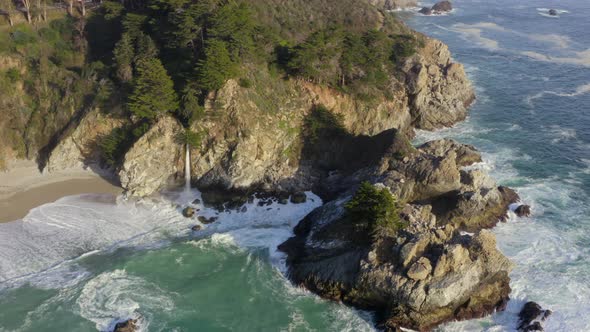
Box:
[518,301,552,331]
[112,319,137,332]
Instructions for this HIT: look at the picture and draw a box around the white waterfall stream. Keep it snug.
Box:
[185,144,191,189]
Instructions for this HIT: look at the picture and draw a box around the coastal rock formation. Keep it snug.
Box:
[431,1,452,13]
[44,108,124,173]
[420,1,453,15]
[518,302,552,331]
[169,35,472,196]
[403,38,475,130]
[112,319,137,332]
[279,139,517,331]
[119,116,183,197]
[187,74,411,194]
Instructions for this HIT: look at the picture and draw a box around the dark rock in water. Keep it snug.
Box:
[201,189,250,211]
[240,206,247,213]
[548,9,558,16]
[113,319,137,332]
[518,301,552,331]
[432,0,452,12]
[278,198,289,205]
[192,198,201,205]
[290,192,307,204]
[191,225,202,232]
[182,207,195,218]
[515,205,531,217]
[419,6,432,15]
[257,199,273,207]
[198,216,219,224]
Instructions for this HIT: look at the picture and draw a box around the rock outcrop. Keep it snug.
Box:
[112,319,137,332]
[420,1,453,15]
[44,108,124,173]
[119,116,183,197]
[279,139,517,331]
[402,38,475,130]
[518,302,552,331]
[431,1,452,13]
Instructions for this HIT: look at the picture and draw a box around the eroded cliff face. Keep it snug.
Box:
[119,117,183,197]
[279,139,517,331]
[178,35,473,196]
[40,33,473,199]
[404,37,475,130]
[44,108,124,173]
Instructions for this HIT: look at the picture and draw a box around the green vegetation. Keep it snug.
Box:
[286,27,419,99]
[345,181,406,240]
[303,105,347,143]
[127,58,178,120]
[175,128,202,148]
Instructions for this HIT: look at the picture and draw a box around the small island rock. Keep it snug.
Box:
[515,205,531,217]
[182,207,195,218]
[548,9,558,16]
[518,301,552,331]
[432,1,452,13]
[113,319,137,332]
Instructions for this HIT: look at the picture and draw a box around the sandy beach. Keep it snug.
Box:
[0,160,121,223]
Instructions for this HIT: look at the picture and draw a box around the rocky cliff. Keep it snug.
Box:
[279,139,517,331]
[43,32,472,197]
[175,36,474,197]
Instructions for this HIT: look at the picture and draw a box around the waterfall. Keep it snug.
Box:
[185,144,191,190]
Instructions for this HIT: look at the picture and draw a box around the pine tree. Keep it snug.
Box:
[128,58,179,120]
[196,40,238,91]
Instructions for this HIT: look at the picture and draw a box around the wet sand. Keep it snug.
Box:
[0,161,121,222]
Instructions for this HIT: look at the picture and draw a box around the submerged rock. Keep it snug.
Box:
[515,204,531,217]
[198,216,219,224]
[290,192,307,204]
[191,225,202,232]
[112,319,137,332]
[548,9,557,16]
[518,301,552,331]
[182,207,195,218]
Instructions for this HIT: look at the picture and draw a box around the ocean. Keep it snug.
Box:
[1,0,589,331]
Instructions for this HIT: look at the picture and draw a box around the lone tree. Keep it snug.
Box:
[128,58,179,121]
[345,181,405,241]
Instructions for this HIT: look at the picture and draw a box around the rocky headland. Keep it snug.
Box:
[0,0,531,330]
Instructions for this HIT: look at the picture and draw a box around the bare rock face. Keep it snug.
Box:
[44,108,124,173]
[189,74,412,193]
[402,37,475,130]
[119,116,183,197]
